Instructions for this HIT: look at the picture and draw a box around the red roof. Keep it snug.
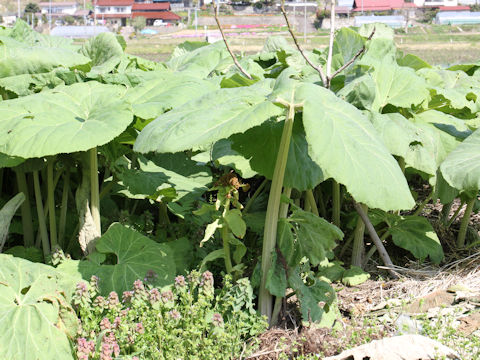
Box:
[131,10,180,19]
[95,0,133,6]
[93,13,130,17]
[132,2,170,10]
[438,5,470,10]
[39,1,77,6]
[353,0,415,11]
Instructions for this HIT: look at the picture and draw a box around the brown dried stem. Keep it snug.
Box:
[327,28,376,85]
[280,0,327,86]
[280,0,375,89]
[211,0,252,79]
[354,201,399,279]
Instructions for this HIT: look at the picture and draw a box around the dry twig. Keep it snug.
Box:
[211,0,252,79]
[280,0,375,89]
[354,201,399,279]
[279,0,327,85]
[327,28,376,86]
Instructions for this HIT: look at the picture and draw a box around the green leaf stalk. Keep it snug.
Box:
[90,147,101,235]
[33,170,50,257]
[47,158,58,248]
[259,102,295,323]
[15,170,34,247]
[352,204,368,267]
[457,197,475,248]
[58,169,70,248]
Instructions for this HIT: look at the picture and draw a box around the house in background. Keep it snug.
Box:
[131,2,181,25]
[414,0,470,10]
[39,2,79,16]
[94,0,132,26]
[337,0,354,15]
[93,0,181,26]
[352,0,417,13]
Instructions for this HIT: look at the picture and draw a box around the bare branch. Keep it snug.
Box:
[326,0,335,81]
[212,0,252,79]
[328,28,376,83]
[280,0,327,86]
[353,201,399,279]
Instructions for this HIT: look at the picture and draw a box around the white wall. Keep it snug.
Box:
[94,5,132,14]
[414,0,458,6]
[40,4,78,15]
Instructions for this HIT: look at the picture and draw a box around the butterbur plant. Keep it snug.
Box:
[73,271,267,360]
[196,172,250,276]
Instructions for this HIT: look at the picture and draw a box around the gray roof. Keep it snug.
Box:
[50,25,110,38]
[436,11,480,24]
[354,15,406,28]
[337,0,354,8]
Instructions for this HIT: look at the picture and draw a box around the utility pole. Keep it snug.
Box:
[293,6,296,31]
[17,0,20,20]
[195,7,198,33]
[49,0,52,30]
[304,0,306,43]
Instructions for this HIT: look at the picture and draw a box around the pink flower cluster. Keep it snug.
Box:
[76,338,95,360]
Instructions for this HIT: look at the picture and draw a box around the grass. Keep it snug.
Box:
[126,25,480,66]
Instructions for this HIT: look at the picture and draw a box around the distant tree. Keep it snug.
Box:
[24,2,41,13]
[132,16,146,32]
[64,15,75,24]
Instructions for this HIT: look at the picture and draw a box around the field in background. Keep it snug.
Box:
[126,24,480,65]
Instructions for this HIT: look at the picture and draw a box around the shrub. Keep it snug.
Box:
[132,16,146,32]
[73,271,267,359]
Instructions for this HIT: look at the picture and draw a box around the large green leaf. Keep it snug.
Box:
[170,41,209,59]
[134,80,283,154]
[368,112,422,159]
[337,74,376,110]
[288,205,343,266]
[371,60,430,111]
[389,215,444,264]
[210,139,257,178]
[418,68,480,111]
[0,254,74,360]
[118,153,212,202]
[0,153,24,168]
[396,53,431,71]
[357,38,397,68]
[288,267,336,323]
[331,27,365,72]
[230,118,324,191]
[0,193,25,252]
[408,112,460,175]
[0,82,133,158]
[342,266,370,286]
[126,74,218,120]
[86,223,176,295]
[440,128,480,193]
[359,23,394,40]
[369,111,455,176]
[8,19,76,50]
[265,251,287,297]
[166,41,231,78]
[298,83,415,211]
[81,32,124,76]
[0,71,66,97]
[415,110,470,142]
[0,45,90,78]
